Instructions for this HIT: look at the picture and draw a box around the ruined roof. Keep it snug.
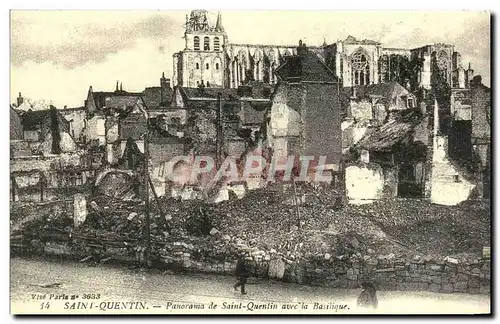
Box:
[342,82,415,105]
[180,87,240,101]
[355,119,414,151]
[59,106,86,113]
[20,108,71,134]
[308,47,327,64]
[109,96,143,111]
[344,35,381,45]
[142,87,162,108]
[142,86,172,108]
[275,51,337,83]
[90,90,143,110]
[239,81,273,99]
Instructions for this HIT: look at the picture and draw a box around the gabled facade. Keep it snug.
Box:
[18,106,77,155]
[266,40,342,171]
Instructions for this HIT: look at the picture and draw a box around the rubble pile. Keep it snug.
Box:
[347,198,491,259]
[11,188,490,266]
[11,201,74,250]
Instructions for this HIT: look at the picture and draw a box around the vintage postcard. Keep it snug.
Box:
[10,9,491,315]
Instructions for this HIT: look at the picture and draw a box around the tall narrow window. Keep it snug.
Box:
[206,63,209,69]
[352,52,370,86]
[194,36,200,51]
[204,36,210,51]
[214,37,220,51]
[216,63,219,70]
[196,63,200,69]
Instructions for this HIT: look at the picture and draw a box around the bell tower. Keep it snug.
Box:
[174,10,227,88]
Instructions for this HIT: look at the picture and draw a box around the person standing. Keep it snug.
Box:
[234,252,251,295]
[357,282,378,309]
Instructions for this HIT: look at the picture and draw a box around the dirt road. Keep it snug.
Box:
[10,257,490,315]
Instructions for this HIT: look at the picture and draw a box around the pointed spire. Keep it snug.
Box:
[215,11,224,32]
[468,62,472,70]
[323,38,327,47]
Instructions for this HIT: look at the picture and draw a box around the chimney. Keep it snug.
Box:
[116,81,119,91]
[466,63,475,88]
[16,92,24,106]
[120,82,123,91]
[297,39,308,56]
[50,105,61,154]
[160,72,171,105]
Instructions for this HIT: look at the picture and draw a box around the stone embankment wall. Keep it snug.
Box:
[15,238,490,296]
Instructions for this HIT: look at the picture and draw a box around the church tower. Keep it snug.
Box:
[173,10,227,88]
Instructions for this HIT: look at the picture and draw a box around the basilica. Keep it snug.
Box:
[172,10,475,90]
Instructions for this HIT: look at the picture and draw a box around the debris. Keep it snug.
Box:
[11,186,490,267]
[90,201,101,212]
[79,255,93,263]
[29,283,62,289]
[444,256,459,264]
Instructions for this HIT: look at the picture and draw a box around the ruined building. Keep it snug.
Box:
[265,41,342,180]
[173,10,475,91]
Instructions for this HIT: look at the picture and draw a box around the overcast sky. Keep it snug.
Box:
[10,10,490,108]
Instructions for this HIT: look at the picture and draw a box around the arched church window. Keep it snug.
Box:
[206,63,209,69]
[214,37,220,51]
[196,63,199,69]
[352,52,370,86]
[437,50,448,70]
[204,37,210,51]
[194,36,200,51]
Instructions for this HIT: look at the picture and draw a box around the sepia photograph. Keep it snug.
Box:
[9,8,491,315]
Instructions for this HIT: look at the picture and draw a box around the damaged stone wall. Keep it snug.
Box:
[11,153,88,202]
[185,108,218,156]
[345,163,384,203]
[266,83,301,157]
[451,89,472,121]
[350,100,373,121]
[60,108,87,141]
[84,115,106,145]
[430,136,475,206]
[18,236,490,295]
[345,163,400,203]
